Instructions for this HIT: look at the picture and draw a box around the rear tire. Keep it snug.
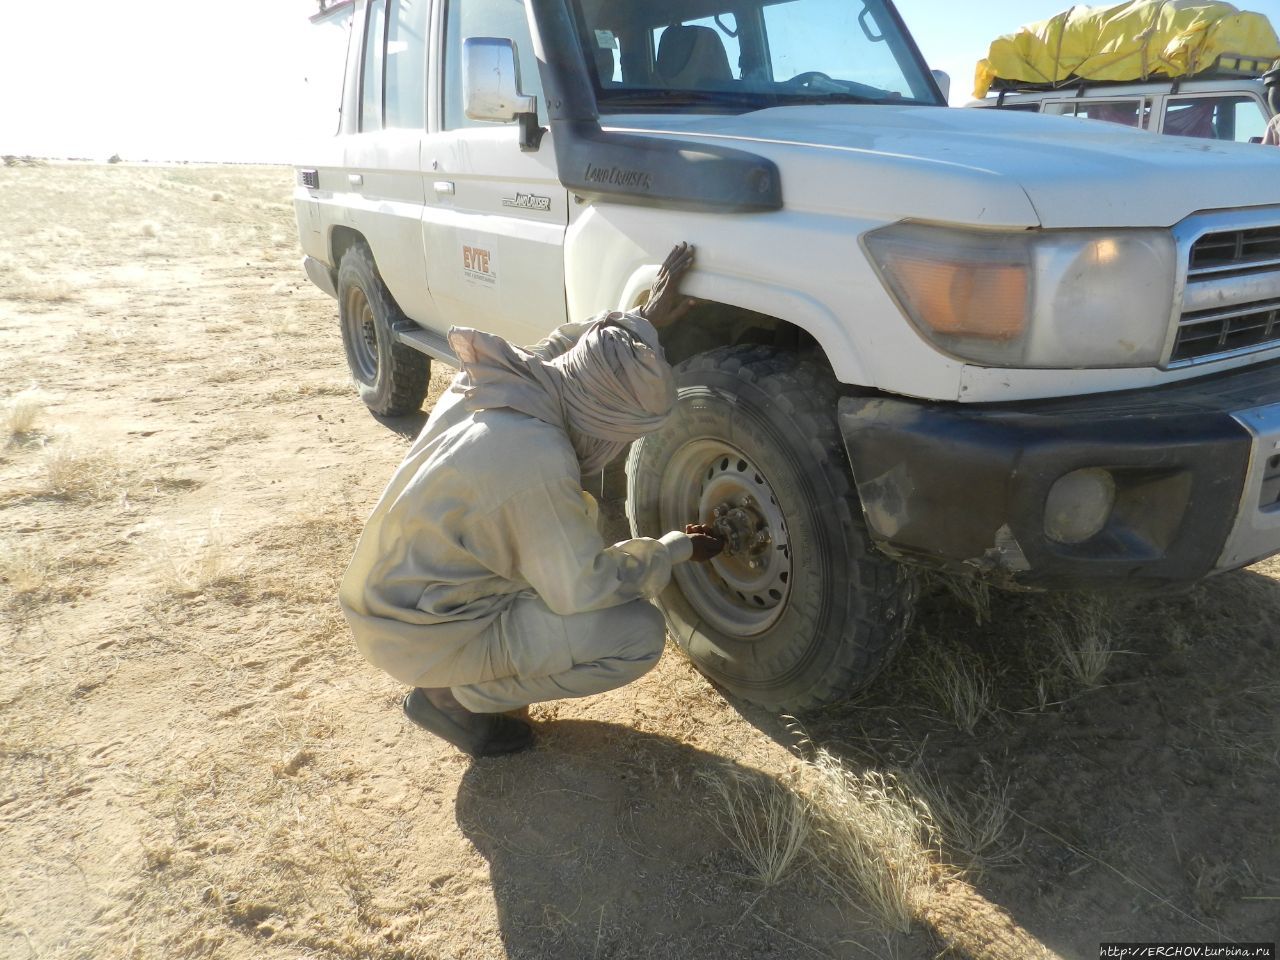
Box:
[336,245,430,417]
[626,345,914,710]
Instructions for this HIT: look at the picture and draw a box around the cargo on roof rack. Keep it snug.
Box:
[974,1,1280,100]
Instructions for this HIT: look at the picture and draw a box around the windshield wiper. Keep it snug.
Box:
[598,88,772,111]
[772,92,882,106]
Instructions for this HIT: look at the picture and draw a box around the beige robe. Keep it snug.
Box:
[338,384,690,693]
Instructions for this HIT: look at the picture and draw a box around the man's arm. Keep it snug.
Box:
[463,478,717,616]
[637,243,697,327]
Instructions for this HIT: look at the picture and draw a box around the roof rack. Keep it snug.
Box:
[987,53,1272,94]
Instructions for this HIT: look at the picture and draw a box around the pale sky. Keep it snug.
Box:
[1,0,1278,163]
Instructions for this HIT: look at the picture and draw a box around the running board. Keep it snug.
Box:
[396,326,458,365]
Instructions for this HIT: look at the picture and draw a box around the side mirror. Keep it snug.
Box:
[931,69,951,104]
[462,36,543,151]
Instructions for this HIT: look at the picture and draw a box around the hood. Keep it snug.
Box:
[604,105,1280,229]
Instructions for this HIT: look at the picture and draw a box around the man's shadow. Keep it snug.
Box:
[455,720,941,960]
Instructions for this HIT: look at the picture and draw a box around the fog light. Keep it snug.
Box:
[1044,469,1115,545]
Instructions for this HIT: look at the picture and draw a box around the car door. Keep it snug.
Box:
[420,0,569,346]
[341,0,436,325]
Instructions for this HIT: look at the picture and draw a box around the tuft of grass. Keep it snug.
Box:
[154,513,234,596]
[0,537,53,597]
[1043,595,1120,692]
[0,273,76,304]
[4,388,49,439]
[699,765,811,888]
[901,763,1022,874]
[265,312,306,338]
[803,751,941,933]
[926,572,992,626]
[700,745,946,932]
[41,445,126,500]
[917,636,995,735]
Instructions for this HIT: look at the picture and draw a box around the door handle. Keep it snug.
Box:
[433,180,455,195]
[348,173,364,187]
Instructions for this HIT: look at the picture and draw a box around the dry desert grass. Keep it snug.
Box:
[0,163,1277,960]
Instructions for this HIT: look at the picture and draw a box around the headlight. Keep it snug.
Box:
[864,223,1176,368]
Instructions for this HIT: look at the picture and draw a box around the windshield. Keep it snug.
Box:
[571,0,942,113]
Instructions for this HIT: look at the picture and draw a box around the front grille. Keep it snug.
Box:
[1170,214,1280,367]
[299,169,320,190]
[1189,226,1280,279]
[1172,300,1280,363]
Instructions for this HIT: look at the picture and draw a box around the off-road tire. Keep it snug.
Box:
[337,245,430,417]
[626,345,914,710]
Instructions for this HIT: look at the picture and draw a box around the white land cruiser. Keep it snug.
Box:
[295,0,1280,710]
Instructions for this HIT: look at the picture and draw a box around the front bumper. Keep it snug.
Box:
[839,361,1280,589]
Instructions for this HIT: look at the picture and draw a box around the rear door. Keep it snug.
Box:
[421,0,569,346]
[342,0,436,325]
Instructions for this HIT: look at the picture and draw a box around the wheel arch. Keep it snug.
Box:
[614,264,870,386]
[329,225,370,276]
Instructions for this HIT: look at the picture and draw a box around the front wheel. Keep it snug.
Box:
[336,245,430,417]
[626,345,915,710]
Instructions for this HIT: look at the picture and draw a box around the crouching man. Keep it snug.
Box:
[339,244,722,758]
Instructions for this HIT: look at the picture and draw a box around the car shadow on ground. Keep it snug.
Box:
[373,409,429,441]
[727,568,1280,957]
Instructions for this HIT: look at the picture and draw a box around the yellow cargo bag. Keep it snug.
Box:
[975,1,1280,99]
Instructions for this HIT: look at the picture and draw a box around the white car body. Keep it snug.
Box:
[294,0,1280,704]
[298,99,1280,402]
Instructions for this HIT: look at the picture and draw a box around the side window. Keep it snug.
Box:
[443,0,545,130]
[385,0,428,129]
[1164,96,1268,142]
[360,0,387,132]
[1048,99,1149,128]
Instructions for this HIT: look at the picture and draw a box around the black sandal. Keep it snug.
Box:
[402,688,534,758]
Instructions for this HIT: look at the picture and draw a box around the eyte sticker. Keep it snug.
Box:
[461,238,499,287]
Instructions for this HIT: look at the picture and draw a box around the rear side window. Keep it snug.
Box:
[360,0,387,131]
[1051,99,1151,128]
[1164,95,1268,142]
[443,0,546,130]
[386,0,429,129]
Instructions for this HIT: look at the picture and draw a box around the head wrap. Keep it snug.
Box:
[447,312,676,475]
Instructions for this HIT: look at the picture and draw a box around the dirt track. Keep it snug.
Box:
[1,163,1277,959]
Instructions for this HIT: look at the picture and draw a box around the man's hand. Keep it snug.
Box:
[638,242,696,327]
[685,523,725,563]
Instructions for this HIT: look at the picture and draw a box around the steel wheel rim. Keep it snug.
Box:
[659,439,793,637]
[343,286,379,384]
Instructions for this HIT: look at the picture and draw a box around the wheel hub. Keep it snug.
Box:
[343,287,379,384]
[660,442,792,637]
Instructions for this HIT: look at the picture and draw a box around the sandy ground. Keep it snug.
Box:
[0,163,1277,960]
